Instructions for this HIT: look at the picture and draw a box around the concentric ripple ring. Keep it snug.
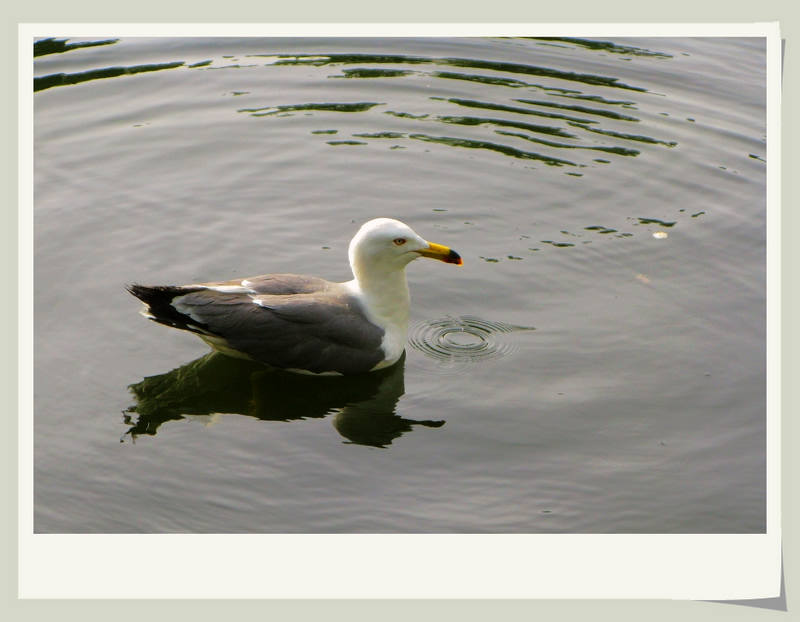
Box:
[409,315,534,366]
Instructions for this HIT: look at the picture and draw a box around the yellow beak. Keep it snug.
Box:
[418,241,463,265]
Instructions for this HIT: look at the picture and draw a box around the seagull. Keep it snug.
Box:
[127,218,462,375]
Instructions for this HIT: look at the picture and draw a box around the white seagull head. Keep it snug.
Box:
[348,218,462,278]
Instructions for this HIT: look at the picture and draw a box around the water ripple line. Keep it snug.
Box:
[409,315,535,370]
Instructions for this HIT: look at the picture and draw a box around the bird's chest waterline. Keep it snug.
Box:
[363,301,409,366]
[371,319,408,369]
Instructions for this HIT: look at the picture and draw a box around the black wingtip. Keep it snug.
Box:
[126,283,182,305]
[126,283,209,334]
[126,283,148,301]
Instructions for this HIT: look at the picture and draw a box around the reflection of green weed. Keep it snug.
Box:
[584,225,618,234]
[409,133,575,166]
[338,68,413,78]
[637,217,676,227]
[540,241,576,248]
[35,61,185,92]
[326,140,367,146]
[531,37,672,58]
[240,102,383,116]
[353,132,406,139]
[568,122,678,147]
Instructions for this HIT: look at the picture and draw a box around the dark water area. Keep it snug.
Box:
[33,35,767,533]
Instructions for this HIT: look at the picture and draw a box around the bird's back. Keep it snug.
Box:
[127,273,387,374]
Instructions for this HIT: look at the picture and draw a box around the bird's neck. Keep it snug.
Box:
[349,264,411,328]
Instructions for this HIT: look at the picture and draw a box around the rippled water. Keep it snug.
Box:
[33,35,767,533]
[409,316,534,372]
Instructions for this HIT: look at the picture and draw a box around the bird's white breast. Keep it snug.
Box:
[342,278,409,370]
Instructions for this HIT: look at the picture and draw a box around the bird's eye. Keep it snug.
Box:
[393,238,407,246]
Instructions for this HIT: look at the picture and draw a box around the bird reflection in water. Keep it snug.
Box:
[122,352,444,447]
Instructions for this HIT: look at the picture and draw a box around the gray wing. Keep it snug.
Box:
[172,286,386,375]
[203,273,336,295]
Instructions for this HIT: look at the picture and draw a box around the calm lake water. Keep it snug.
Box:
[33,35,767,533]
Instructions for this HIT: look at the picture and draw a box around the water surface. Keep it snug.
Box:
[34,36,766,533]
